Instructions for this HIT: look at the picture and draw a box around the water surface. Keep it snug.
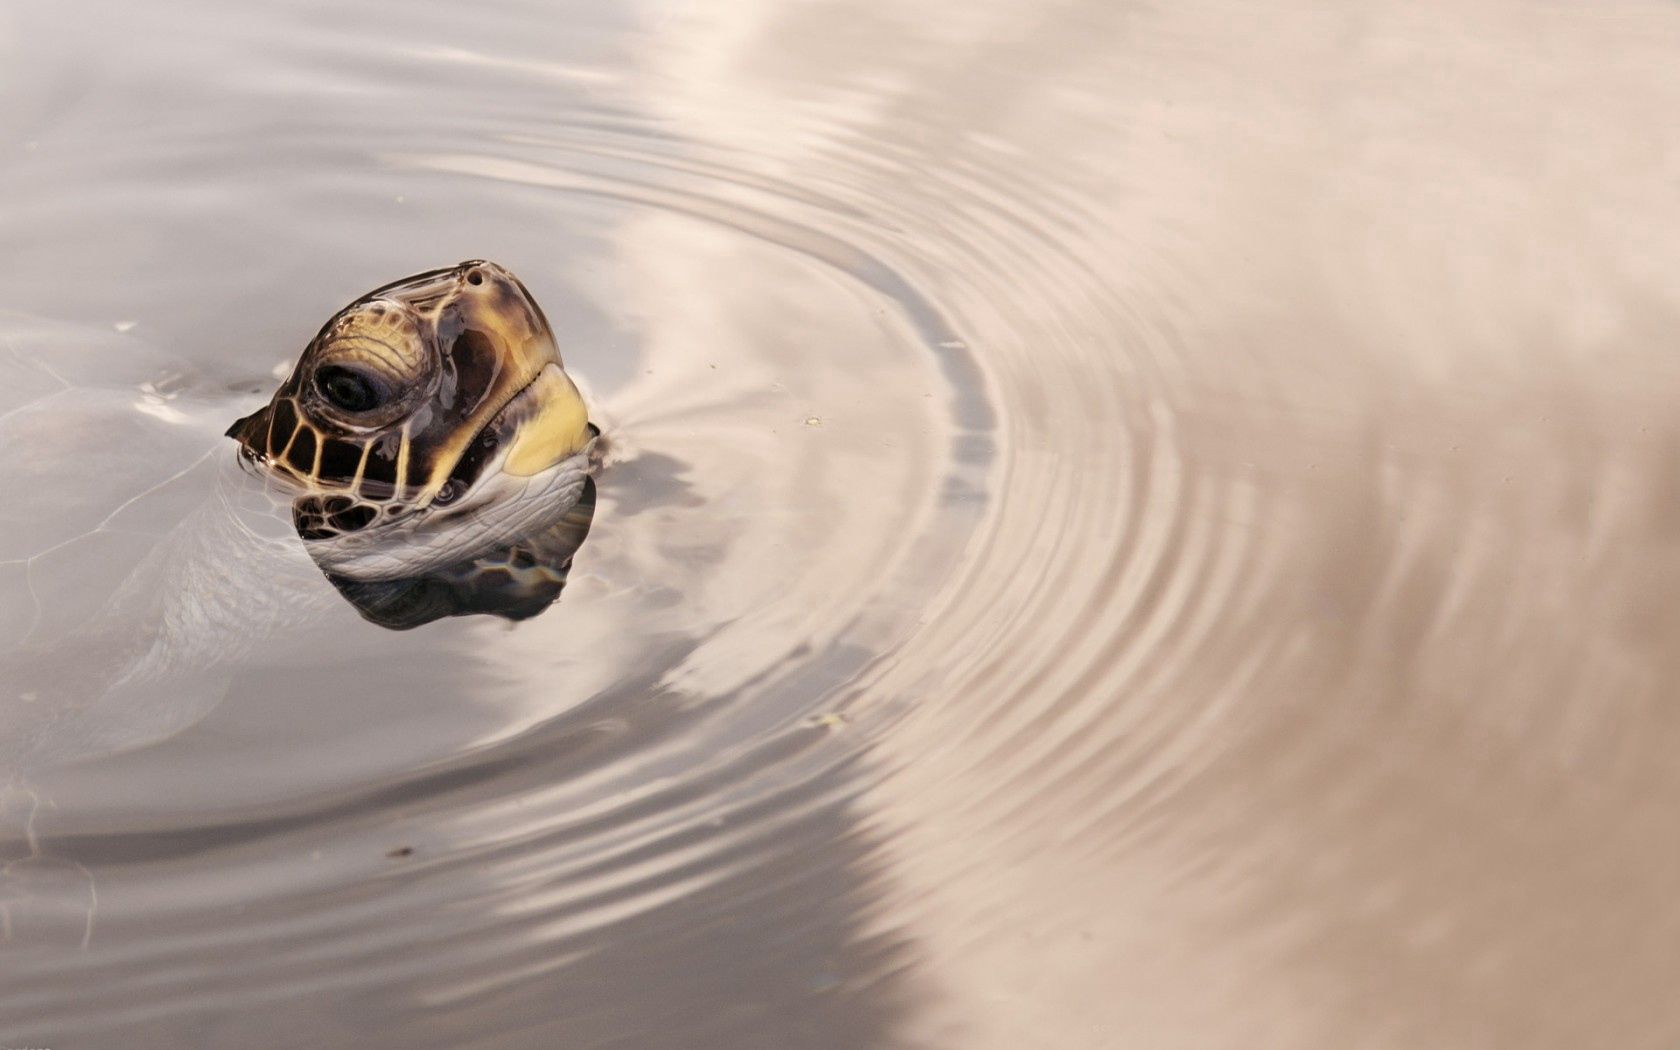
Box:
[4,0,1680,1047]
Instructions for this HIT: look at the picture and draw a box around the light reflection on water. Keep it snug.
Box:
[5,0,1680,1046]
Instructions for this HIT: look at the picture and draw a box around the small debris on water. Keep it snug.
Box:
[807,712,848,730]
[939,339,967,349]
[804,416,822,426]
[113,320,137,333]
[386,846,414,859]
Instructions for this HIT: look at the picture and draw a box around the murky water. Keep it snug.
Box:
[4,0,1680,1046]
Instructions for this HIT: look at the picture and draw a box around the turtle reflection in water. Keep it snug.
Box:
[325,481,595,631]
[226,261,600,628]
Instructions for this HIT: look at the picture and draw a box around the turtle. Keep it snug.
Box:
[226,260,597,582]
[0,261,600,771]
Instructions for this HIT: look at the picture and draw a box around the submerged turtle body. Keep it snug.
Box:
[1,263,598,771]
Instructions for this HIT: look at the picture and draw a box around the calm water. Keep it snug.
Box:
[4,0,1680,1046]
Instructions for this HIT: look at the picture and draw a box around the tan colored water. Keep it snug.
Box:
[4,0,1680,1046]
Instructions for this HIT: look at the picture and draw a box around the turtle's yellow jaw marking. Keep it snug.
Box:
[503,366,591,477]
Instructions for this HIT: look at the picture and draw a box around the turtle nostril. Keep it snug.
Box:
[465,268,484,287]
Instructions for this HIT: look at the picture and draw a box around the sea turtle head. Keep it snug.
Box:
[227,260,595,580]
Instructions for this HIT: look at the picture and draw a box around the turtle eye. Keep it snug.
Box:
[315,365,383,413]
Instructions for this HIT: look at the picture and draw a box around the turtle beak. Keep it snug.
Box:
[494,363,592,477]
[428,262,592,491]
